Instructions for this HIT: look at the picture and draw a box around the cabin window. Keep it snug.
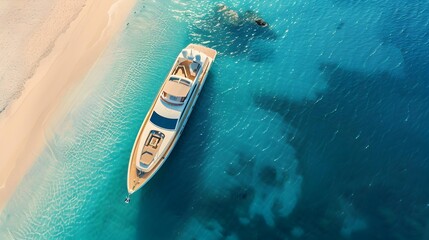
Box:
[162,91,186,103]
[169,77,190,86]
[170,77,180,82]
[169,95,181,102]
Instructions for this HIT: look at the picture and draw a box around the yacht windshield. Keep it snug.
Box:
[149,111,177,130]
[170,77,191,86]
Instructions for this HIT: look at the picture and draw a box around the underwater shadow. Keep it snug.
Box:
[254,63,429,239]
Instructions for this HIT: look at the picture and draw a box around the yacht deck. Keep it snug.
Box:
[187,44,217,60]
[139,131,164,167]
[173,60,200,81]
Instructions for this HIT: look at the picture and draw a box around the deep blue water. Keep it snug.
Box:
[1,0,429,239]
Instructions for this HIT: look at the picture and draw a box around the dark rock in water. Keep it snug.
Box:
[259,166,277,186]
[216,3,240,25]
[255,18,268,27]
[336,21,345,30]
[234,187,254,202]
[216,5,270,28]
[190,4,277,60]
[244,10,269,27]
[239,191,248,200]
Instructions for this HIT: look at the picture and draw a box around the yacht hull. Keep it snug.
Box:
[127,44,216,195]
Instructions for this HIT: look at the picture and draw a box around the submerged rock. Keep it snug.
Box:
[255,18,268,27]
[216,3,240,25]
[190,3,277,60]
[216,4,270,28]
[259,166,277,186]
[244,10,269,27]
[216,3,227,12]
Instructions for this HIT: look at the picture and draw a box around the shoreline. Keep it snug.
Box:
[0,0,136,212]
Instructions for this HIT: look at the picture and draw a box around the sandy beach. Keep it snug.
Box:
[0,0,135,212]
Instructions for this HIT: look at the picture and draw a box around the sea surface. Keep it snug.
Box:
[1,0,429,239]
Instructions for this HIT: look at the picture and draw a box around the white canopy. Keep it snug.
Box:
[163,81,190,97]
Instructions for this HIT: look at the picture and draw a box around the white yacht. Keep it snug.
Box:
[126,44,217,202]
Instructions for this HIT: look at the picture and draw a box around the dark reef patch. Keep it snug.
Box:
[380,2,429,81]
[254,63,429,239]
[188,4,278,61]
[259,166,278,186]
[187,183,291,240]
[336,21,345,30]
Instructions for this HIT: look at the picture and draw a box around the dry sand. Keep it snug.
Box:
[0,0,135,212]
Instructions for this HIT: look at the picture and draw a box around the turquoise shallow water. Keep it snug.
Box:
[1,0,429,239]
